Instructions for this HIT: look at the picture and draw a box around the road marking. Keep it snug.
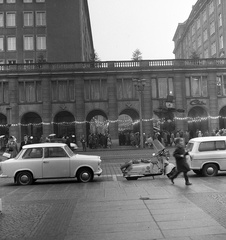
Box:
[112,175,118,181]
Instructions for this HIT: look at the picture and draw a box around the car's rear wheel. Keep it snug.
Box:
[202,163,218,177]
[16,171,33,185]
[77,168,94,183]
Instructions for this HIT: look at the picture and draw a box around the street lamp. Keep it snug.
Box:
[133,78,146,148]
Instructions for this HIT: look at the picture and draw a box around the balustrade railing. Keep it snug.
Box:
[1,58,226,73]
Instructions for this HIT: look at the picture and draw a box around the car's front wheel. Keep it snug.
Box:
[202,163,218,177]
[77,168,94,183]
[16,171,34,185]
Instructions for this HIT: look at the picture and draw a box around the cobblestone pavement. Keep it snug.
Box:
[1,147,226,240]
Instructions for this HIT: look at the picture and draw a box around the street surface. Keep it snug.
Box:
[1,146,226,240]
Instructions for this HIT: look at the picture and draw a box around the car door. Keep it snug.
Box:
[42,147,70,178]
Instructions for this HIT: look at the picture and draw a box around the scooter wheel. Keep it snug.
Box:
[125,177,138,181]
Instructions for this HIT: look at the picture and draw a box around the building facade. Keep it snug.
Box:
[173,0,226,59]
[0,59,226,145]
[0,0,94,64]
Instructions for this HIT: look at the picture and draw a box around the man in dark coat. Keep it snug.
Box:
[20,135,31,151]
[170,137,192,185]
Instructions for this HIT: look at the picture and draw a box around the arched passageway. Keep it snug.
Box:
[21,112,42,142]
[53,111,75,140]
[219,106,226,129]
[118,108,139,146]
[188,107,208,138]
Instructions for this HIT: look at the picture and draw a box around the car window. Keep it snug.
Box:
[186,143,194,152]
[44,147,68,158]
[199,141,226,151]
[22,148,43,159]
[216,141,226,150]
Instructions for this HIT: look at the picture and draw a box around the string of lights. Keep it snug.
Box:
[0,115,225,128]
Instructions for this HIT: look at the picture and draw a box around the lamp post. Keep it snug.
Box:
[133,78,146,148]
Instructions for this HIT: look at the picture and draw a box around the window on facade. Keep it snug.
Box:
[197,18,200,29]
[51,80,76,102]
[24,36,34,50]
[203,29,208,42]
[36,36,46,50]
[7,37,16,51]
[186,76,208,97]
[157,77,174,98]
[116,78,136,100]
[7,0,16,3]
[210,21,215,35]
[151,79,157,98]
[0,13,4,27]
[24,12,33,27]
[217,75,226,96]
[0,81,9,103]
[219,13,222,27]
[19,81,42,103]
[0,0,3,3]
[197,35,201,47]
[0,37,3,51]
[220,35,224,49]
[84,79,108,100]
[209,1,214,15]
[218,0,221,5]
[211,42,216,56]
[191,24,195,36]
[8,60,16,64]
[24,59,34,64]
[6,12,16,27]
[203,10,207,22]
[36,12,46,26]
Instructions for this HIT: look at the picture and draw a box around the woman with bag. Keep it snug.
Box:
[169,137,192,186]
[6,136,19,158]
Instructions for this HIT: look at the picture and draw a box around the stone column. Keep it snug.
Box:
[208,72,218,131]
[142,75,153,137]
[174,73,187,132]
[75,76,86,142]
[107,75,118,143]
[8,78,20,141]
[42,77,52,138]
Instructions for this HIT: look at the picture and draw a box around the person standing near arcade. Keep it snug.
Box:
[170,137,192,186]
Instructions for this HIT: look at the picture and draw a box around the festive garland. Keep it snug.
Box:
[0,115,225,127]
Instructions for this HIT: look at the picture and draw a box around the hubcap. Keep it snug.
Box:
[206,167,214,175]
[81,172,90,181]
[20,175,29,184]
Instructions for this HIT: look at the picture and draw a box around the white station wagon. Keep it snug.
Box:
[0,143,102,185]
[186,136,226,177]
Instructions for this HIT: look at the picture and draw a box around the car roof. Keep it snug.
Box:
[22,143,67,149]
[189,136,226,143]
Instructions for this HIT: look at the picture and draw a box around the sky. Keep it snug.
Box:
[88,0,198,61]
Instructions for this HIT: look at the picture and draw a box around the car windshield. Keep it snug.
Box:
[64,145,74,157]
[186,142,194,152]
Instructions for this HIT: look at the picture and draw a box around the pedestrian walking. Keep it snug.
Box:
[169,137,192,186]
[80,135,86,151]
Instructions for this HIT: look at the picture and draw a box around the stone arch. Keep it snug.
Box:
[86,109,108,137]
[21,112,42,142]
[53,111,75,139]
[188,106,208,138]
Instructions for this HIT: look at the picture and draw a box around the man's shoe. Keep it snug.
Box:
[185,182,192,186]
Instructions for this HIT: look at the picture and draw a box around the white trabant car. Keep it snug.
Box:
[186,136,226,177]
[0,143,102,185]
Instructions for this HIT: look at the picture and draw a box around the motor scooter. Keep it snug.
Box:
[120,139,176,180]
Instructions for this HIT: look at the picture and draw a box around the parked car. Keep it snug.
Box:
[186,136,226,177]
[0,143,102,185]
[50,138,78,150]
